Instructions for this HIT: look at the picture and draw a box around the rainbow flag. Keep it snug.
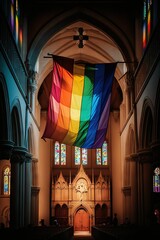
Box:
[42,55,117,148]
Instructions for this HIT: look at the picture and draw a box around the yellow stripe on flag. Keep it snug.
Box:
[64,64,85,144]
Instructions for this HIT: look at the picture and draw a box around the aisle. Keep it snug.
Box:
[73,231,95,240]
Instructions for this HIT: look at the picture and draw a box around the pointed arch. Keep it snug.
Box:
[28,125,35,154]
[74,206,89,231]
[27,7,135,70]
[1,206,10,227]
[95,203,101,225]
[155,79,160,141]
[55,204,61,223]
[102,203,108,219]
[124,124,135,186]
[139,98,154,149]
[61,204,68,225]
[0,73,10,140]
[127,125,136,155]
[11,100,23,146]
[2,165,11,195]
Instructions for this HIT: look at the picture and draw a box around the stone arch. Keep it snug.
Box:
[123,125,137,223]
[72,202,93,217]
[28,125,35,155]
[74,205,90,231]
[102,203,108,219]
[27,7,135,71]
[55,203,61,219]
[155,79,160,141]
[1,206,10,227]
[0,73,10,140]
[95,203,101,225]
[11,100,23,146]
[124,124,135,186]
[128,125,136,155]
[61,204,68,225]
[139,98,154,149]
[138,98,154,225]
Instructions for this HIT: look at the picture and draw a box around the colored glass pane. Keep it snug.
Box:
[102,141,107,165]
[153,167,160,192]
[4,167,11,195]
[96,141,108,165]
[61,144,66,165]
[96,148,101,165]
[10,2,14,32]
[143,0,152,50]
[55,141,60,165]
[75,146,80,165]
[10,0,23,49]
[82,148,87,165]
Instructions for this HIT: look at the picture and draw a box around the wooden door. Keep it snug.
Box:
[74,208,89,231]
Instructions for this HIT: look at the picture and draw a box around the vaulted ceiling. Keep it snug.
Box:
[36,21,124,111]
[25,1,137,113]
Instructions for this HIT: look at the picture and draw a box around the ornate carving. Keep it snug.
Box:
[25,59,37,93]
[75,178,88,200]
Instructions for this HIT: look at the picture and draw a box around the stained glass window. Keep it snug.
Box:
[61,144,66,165]
[75,146,81,165]
[153,167,160,192]
[102,141,107,165]
[96,148,101,165]
[10,0,23,50]
[54,141,66,165]
[3,167,11,195]
[96,141,108,165]
[143,0,152,50]
[75,147,87,165]
[82,148,87,165]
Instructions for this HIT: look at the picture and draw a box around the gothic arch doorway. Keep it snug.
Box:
[74,207,89,231]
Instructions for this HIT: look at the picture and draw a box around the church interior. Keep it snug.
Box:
[0,0,160,238]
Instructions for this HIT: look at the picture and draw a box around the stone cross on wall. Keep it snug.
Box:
[73,27,89,48]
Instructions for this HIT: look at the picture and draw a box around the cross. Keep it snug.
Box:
[73,27,89,48]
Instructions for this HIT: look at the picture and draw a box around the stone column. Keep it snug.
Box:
[31,186,40,226]
[10,147,27,229]
[31,157,40,226]
[25,153,32,226]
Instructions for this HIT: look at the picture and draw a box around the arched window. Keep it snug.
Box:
[153,167,160,192]
[96,141,108,165]
[10,0,23,50]
[143,0,152,50]
[3,167,11,195]
[75,147,87,165]
[54,141,66,165]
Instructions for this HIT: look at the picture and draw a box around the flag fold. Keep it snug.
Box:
[42,55,117,148]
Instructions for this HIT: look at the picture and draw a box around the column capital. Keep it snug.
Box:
[25,152,33,163]
[0,140,14,160]
[11,147,28,163]
[137,149,153,163]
